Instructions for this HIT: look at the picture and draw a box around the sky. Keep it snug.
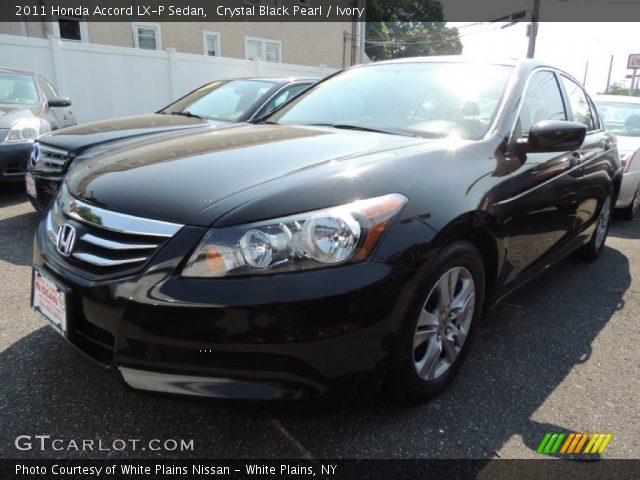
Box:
[447,22,640,95]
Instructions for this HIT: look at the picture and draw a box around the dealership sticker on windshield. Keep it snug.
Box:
[25,174,36,198]
[31,268,68,337]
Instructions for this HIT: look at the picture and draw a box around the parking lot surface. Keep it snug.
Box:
[1,184,638,459]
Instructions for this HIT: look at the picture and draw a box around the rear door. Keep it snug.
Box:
[558,75,616,235]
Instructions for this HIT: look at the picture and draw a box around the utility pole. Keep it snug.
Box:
[583,60,589,86]
[357,0,366,64]
[605,55,614,93]
[526,0,540,58]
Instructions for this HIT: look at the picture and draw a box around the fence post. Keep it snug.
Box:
[49,34,68,96]
[167,47,179,100]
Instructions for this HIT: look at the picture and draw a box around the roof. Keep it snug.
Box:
[368,55,538,68]
[225,76,320,83]
[0,67,37,76]
[594,94,640,104]
[352,55,584,87]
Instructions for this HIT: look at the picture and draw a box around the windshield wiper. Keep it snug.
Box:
[306,123,419,138]
[171,111,204,119]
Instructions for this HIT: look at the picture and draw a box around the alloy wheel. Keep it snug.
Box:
[413,267,475,381]
[633,185,640,217]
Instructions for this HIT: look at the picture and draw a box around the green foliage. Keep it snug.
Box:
[607,83,639,97]
[364,1,461,61]
[365,22,463,61]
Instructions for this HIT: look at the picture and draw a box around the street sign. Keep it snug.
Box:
[628,54,640,69]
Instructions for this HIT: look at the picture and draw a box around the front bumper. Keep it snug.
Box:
[616,170,640,208]
[34,218,413,402]
[0,142,32,181]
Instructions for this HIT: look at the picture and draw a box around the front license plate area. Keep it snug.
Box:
[31,268,70,337]
[26,174,37,198]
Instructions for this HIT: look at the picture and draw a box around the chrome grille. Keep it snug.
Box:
[0,129,8,143]
[33,143,72,174]
[46,186,183,279]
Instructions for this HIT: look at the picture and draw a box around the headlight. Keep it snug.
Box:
[182,193,407,277]
[5,117,41,143]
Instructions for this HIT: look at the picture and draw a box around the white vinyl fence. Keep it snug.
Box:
[0,34,335,123]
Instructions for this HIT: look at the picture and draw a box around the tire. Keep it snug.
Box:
[618,184,640,221]
[579,195,613,261]
[384,241,485,404]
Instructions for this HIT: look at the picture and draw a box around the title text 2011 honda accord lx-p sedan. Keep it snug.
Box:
[32,58,621,404]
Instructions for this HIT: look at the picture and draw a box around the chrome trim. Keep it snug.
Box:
[58,185,183,237]
[39,144,69,156]
[34,144,72,174]
[81,233,158,251]
[71,252,148,267]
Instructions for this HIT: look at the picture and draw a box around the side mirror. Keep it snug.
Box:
[517,120,586,153]
[48,97,72,108]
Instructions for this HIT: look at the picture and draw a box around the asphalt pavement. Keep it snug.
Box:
[1,183,638,460]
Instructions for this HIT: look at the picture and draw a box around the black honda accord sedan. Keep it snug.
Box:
[32,57,621,404]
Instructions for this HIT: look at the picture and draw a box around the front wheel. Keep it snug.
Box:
[579,195,613,260]
[385,241,485,403]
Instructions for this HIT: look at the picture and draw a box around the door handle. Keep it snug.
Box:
[570,152,583,168]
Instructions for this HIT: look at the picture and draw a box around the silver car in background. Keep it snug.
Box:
[595,94,640,219]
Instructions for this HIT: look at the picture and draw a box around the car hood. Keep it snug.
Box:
[0,104,40,127]
[66,124,428,226]
[39,113,221,153]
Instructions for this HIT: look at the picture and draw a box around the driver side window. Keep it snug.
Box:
[517,71,567,137]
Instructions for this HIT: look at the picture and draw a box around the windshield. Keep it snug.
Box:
[269,62,513,140]
[161,79,277,121]
[0,72,39,106]
[596,101,640,136]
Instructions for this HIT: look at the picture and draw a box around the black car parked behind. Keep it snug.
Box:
[0,68,75,184]
[27,77,316,210]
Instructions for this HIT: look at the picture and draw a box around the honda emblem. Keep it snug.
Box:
[56,223,77,257]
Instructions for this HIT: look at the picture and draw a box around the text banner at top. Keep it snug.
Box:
[5,0,640,22]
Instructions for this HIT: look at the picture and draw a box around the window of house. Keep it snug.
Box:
[517,71,567,137]
[55,17,88,41]
[560,75,596,131]
[133,23,161,50]
[203,31,220,57]
[245,36,282,63]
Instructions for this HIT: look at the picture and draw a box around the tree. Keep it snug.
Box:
[607,82,638,97]
[365,0,462,61]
